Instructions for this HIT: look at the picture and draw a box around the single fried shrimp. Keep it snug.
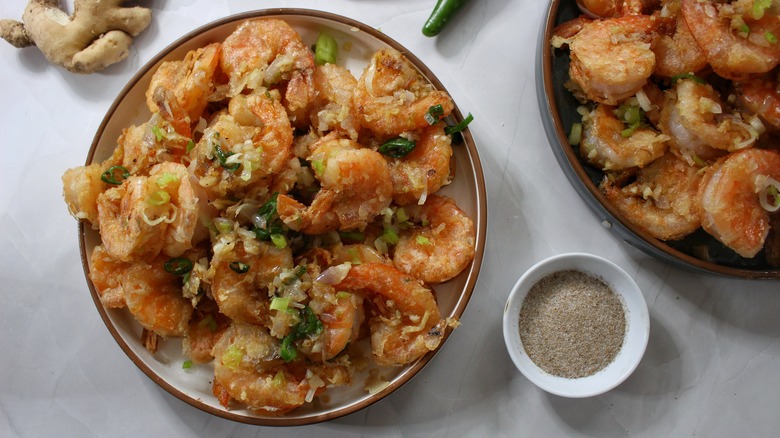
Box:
[392,195,476,284]
[653,12,708,78]
[387,124,453,206]
[88,245,129,309]
[698,148,780,258]
[148,162,201,257]
[211,323,351,414]
[211,233,293,327]
[580,103,669,171]
[601,153,704,240]
[62,162,106,228]
[96,176,169,262]
[220,19,315,123]
[736,71,780,131]
[567,14,658,105]
[353,48,454,137]
[673,78,759,152]
[190,95,293,198]
[277,135,393,233]
[301,280,364,362]
[146,42,221,135]
[681,0,780,79]
[121,255,194,338]
[335,262,449,366]
[310,63,362,140]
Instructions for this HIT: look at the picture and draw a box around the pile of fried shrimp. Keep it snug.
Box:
[62,18,476,414]
[553,0,780,263]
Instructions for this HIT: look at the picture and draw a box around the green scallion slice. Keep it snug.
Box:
[378,138,416,158]
[229,261,250,274]
[314,33,338,65]
[444,113,474,135]
[164,257,193,276]
[424,104,445,125]
[101,165,130,185]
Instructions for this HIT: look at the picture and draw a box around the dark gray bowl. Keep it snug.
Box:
[536,0,780,279]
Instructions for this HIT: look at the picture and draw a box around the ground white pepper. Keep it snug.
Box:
[518,270,626,379]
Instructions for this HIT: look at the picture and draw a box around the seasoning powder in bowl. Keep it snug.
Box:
[503,253,649,398]
[518,270,626,379]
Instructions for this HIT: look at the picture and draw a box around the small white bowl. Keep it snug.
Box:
[503,253,649,398]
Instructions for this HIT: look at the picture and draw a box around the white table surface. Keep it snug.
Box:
[2,1,779,436]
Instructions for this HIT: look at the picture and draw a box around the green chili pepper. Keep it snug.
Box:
[378,138,416,158]
[101,165,130,185]
[422,0,471,37]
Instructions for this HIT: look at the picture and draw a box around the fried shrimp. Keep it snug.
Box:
[310,63,362,140]
[673,78,759,152]
[567,14,658,105]
[335,262,449,366]
[580,103,669,171]
[277,135,393,233]
[211,323,351,414]
[211,234,293,326]
[121,254,194,338]
[653,12,708,78]
[698,148,780,258]
[353,47,454,137]
[146,42,221,135]
[736,71,780,131]
[393,195,476,284]
[387,124,453,206]
[681,0,780,80]
[220,19,315,123]
[62,163,106,228]
[602,153,704,240]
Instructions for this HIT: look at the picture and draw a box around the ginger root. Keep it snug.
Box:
[0,0,151,74]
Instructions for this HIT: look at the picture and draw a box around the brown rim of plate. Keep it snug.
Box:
[540,0,779,280]
[77,8,487,426]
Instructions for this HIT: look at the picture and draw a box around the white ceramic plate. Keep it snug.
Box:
[503,253,649,398]
[78,9,486,426]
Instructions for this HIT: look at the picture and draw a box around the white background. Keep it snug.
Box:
[1,0,779,436]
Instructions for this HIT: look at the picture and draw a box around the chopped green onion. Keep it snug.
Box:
[186,140,196,153]
[280,335,298,362]
[296,306,323,337]
[766,31,778,44]
[396,208,409,223]
[671,73,705,84]
[754,0,772,19]
[568,122,582,146]
[444,113,474,135]
[311,159,325,175]
[272,370,286,387]
[416,235,432,245]
[222,345,244,370]
[336,291,352,300]
[214,142,240,172]
[182,360,193,369]
[164,257,193,276]
[424,104,445,125]
[314,33,338,65]
[739,23,751,34]
[156,172,179,188]
[101,165,130,185]
[229,261,250,274]
[379,138,416,158]
[382,227,400,245]
[270,296,290,311]
[271,234,287,248]
[146,190,171,206]
[151,125,166,142]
